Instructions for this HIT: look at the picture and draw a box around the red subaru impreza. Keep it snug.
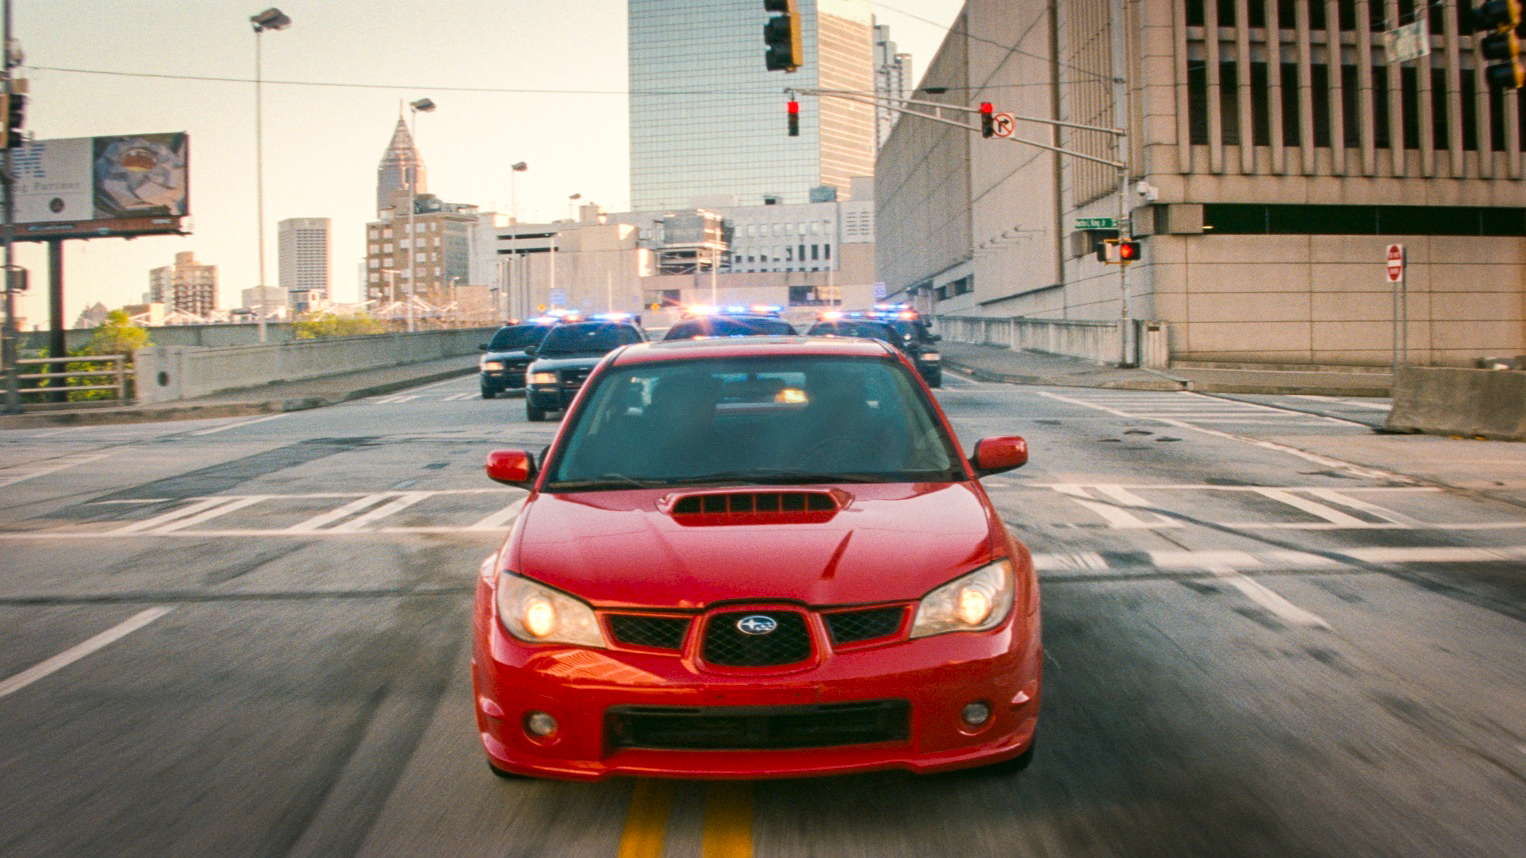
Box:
[472,336,1040,780]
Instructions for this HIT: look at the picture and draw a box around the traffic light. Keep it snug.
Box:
[980,101,994,138]
[787,99,800,136]
[763,0,803,73]
[1474,0,1526,89]
[1096,238,1143,264]
[2,92,22,150]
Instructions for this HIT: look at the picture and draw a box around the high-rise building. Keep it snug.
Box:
[278,217,331,310]
[376,116,426,216]
[872,21,911,151]
[628,0,875,211]
[148,251,218,318]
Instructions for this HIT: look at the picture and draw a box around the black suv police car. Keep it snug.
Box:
[524,315,647,421]
[478,319,555,398]
[662,305,797,340]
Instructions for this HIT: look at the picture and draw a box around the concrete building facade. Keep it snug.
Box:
[365,194,478,311]
[148,251,218,318]
[628,0,877,210]
[876,0,1526,367]
[278,217,331,310]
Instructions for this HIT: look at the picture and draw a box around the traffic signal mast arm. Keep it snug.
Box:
[787,87,1125,168]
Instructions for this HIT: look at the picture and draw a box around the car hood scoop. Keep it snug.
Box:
[661,488,847,526]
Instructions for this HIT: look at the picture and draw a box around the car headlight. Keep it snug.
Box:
[909,559,1014,638]
[919,352,941,362]
[481,360,506,371]
[529,371,558,385]
[496,572,605,647]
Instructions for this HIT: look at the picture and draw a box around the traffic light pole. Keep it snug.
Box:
[1,0,19,414]
[1110,0,1133,367]
[792,86,1137,366]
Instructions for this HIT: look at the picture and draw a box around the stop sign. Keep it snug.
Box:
[1386,244,1405,282]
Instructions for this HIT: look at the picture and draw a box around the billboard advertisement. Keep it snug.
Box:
[9,132,189,241]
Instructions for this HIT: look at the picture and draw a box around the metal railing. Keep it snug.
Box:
[16,355,132,404]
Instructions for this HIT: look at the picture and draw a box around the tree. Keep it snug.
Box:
[293,312,389,339]
[85,310,151,357]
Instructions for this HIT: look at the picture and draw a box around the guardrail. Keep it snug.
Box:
[14,355,131,407]
[934,315,1169,368]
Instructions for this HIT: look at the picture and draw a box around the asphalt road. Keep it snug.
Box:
[1,370,1524,857]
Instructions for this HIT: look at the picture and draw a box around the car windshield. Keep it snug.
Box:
[664,316,797,340]
[488,325,551,351]
[543,355,965,490]
[809,320,900,343]
[538,322,641,356]
[881,320,926,343]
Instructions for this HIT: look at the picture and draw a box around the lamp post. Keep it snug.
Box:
[406,97,435,333]
[510,161,527,319]
[250,7,290,344]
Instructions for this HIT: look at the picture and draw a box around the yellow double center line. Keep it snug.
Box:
[618,780,753,858]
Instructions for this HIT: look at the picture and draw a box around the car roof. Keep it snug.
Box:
[612,335,898,366]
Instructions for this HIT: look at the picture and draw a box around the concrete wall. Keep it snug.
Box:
[1385,367,1526,441]
[937,314,1170,368]
[24,324,298,353]
[135,327,495,404]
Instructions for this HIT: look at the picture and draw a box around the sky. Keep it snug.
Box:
[10,0,965,327]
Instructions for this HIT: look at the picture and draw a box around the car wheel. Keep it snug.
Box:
[481,385,496,399]
[926,372,942,389]
[488,759,529,780]
[526,402,547,422]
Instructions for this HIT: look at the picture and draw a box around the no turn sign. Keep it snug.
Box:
[992,113,1016,138]
[1385,244,1405,283]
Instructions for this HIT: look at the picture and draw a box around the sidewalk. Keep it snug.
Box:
[939,341,1393,397]
[0,355,477,430]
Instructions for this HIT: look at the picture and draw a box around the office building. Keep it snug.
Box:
[148,251,218,318]
[628,0,876,210]
[376,117,426,216]
[876,0,1526,366]
[278,218,331,311]
[873,21,911,151]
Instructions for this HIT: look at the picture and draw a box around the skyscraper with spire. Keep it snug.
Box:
[376,115,426,215]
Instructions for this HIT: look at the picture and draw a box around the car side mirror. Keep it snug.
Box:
[523,346,537,357]
[479,344,489,351]
[971,436,1028,477]
[486,450,537,486]
[931,333,942,342]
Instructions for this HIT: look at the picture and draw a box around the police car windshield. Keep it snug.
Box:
[488,325,550,351]
[538,322,640,356]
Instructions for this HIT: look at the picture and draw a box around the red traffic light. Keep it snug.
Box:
[787,99,800,136]
[980,101,994,138]
[1118,240,1141,262]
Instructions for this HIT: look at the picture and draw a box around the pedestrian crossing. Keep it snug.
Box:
[366,391,486,404]
[1037,389,1372,431]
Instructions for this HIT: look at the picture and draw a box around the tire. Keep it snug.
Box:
[526,402,548,422]
[926,372,943,389]
[481,385,496,400]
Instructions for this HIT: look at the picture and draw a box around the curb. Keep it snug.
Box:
[944,357,1391,397]
[0,366,477,430]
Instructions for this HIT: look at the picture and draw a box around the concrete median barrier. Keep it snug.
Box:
[1384,366,1526,441]
[135,328,494,404]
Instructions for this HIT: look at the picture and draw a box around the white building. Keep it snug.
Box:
[277,218,331,310]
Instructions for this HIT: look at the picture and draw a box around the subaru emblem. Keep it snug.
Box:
[736,615,778,635]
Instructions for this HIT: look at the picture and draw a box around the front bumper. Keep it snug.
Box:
[526,384,578,411]
[481,367,529,392]
[471,593,1041,781]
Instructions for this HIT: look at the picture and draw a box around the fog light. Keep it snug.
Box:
[525,711,558,738]
[961,702,991,726]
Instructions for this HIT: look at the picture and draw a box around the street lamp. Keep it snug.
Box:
[250,7,290,344]
[510,161,527,319]
[406,97,436,333]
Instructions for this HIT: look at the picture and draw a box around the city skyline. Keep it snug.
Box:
[8,0,962,326]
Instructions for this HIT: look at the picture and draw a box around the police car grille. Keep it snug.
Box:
[702,611,811,667]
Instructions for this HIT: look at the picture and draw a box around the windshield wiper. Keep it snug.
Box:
[544,473,668,491]
[660,469,886,486]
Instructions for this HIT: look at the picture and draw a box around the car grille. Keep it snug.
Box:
[607,614,690,651]
[606,700,910,751]
[561,367,592,387]
[701,610,812,667]
[823,606,907,646]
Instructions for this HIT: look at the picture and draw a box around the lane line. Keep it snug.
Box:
[1209,566,1331,629]
[328,493,429,531]
[0,453,109,488]
[618,780,674,858]
[153,496,270,533]
[1052,484,1179,529]
[1251,488,1373,527]
[187,414,287,436]
[1303,488,1428,528]
[469,498,527,530]
[0,607,174,701]
[702,782,754,858]
[109,497,236,534]
[285,493,393,532]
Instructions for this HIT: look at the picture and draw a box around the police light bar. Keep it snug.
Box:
[819,310,845,320]
[683,304,719,316]
[750,304,784,315]
[592,312,634,321]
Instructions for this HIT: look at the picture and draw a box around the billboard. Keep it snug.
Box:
[9,132,189,241]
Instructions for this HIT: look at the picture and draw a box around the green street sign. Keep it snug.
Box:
[1074,217,1117,230]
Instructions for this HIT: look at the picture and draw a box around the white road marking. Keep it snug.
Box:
[285,493,393,532]
[328,493,429,531]
[1291,395,1393,411]
[0,608,174,701]
[109,497,239,534]
[1209,566,1331,629]
[1052,484,1180,529]
[442,392,479,401]
[1303,488,1428,528]
[1030,545,1526,573]
[152,496,270,533]
[186,414,287,436]
[1252,488,1373,527]
[470,497,527,530]
[0,453,109,488]
[1036,390,1400,480]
